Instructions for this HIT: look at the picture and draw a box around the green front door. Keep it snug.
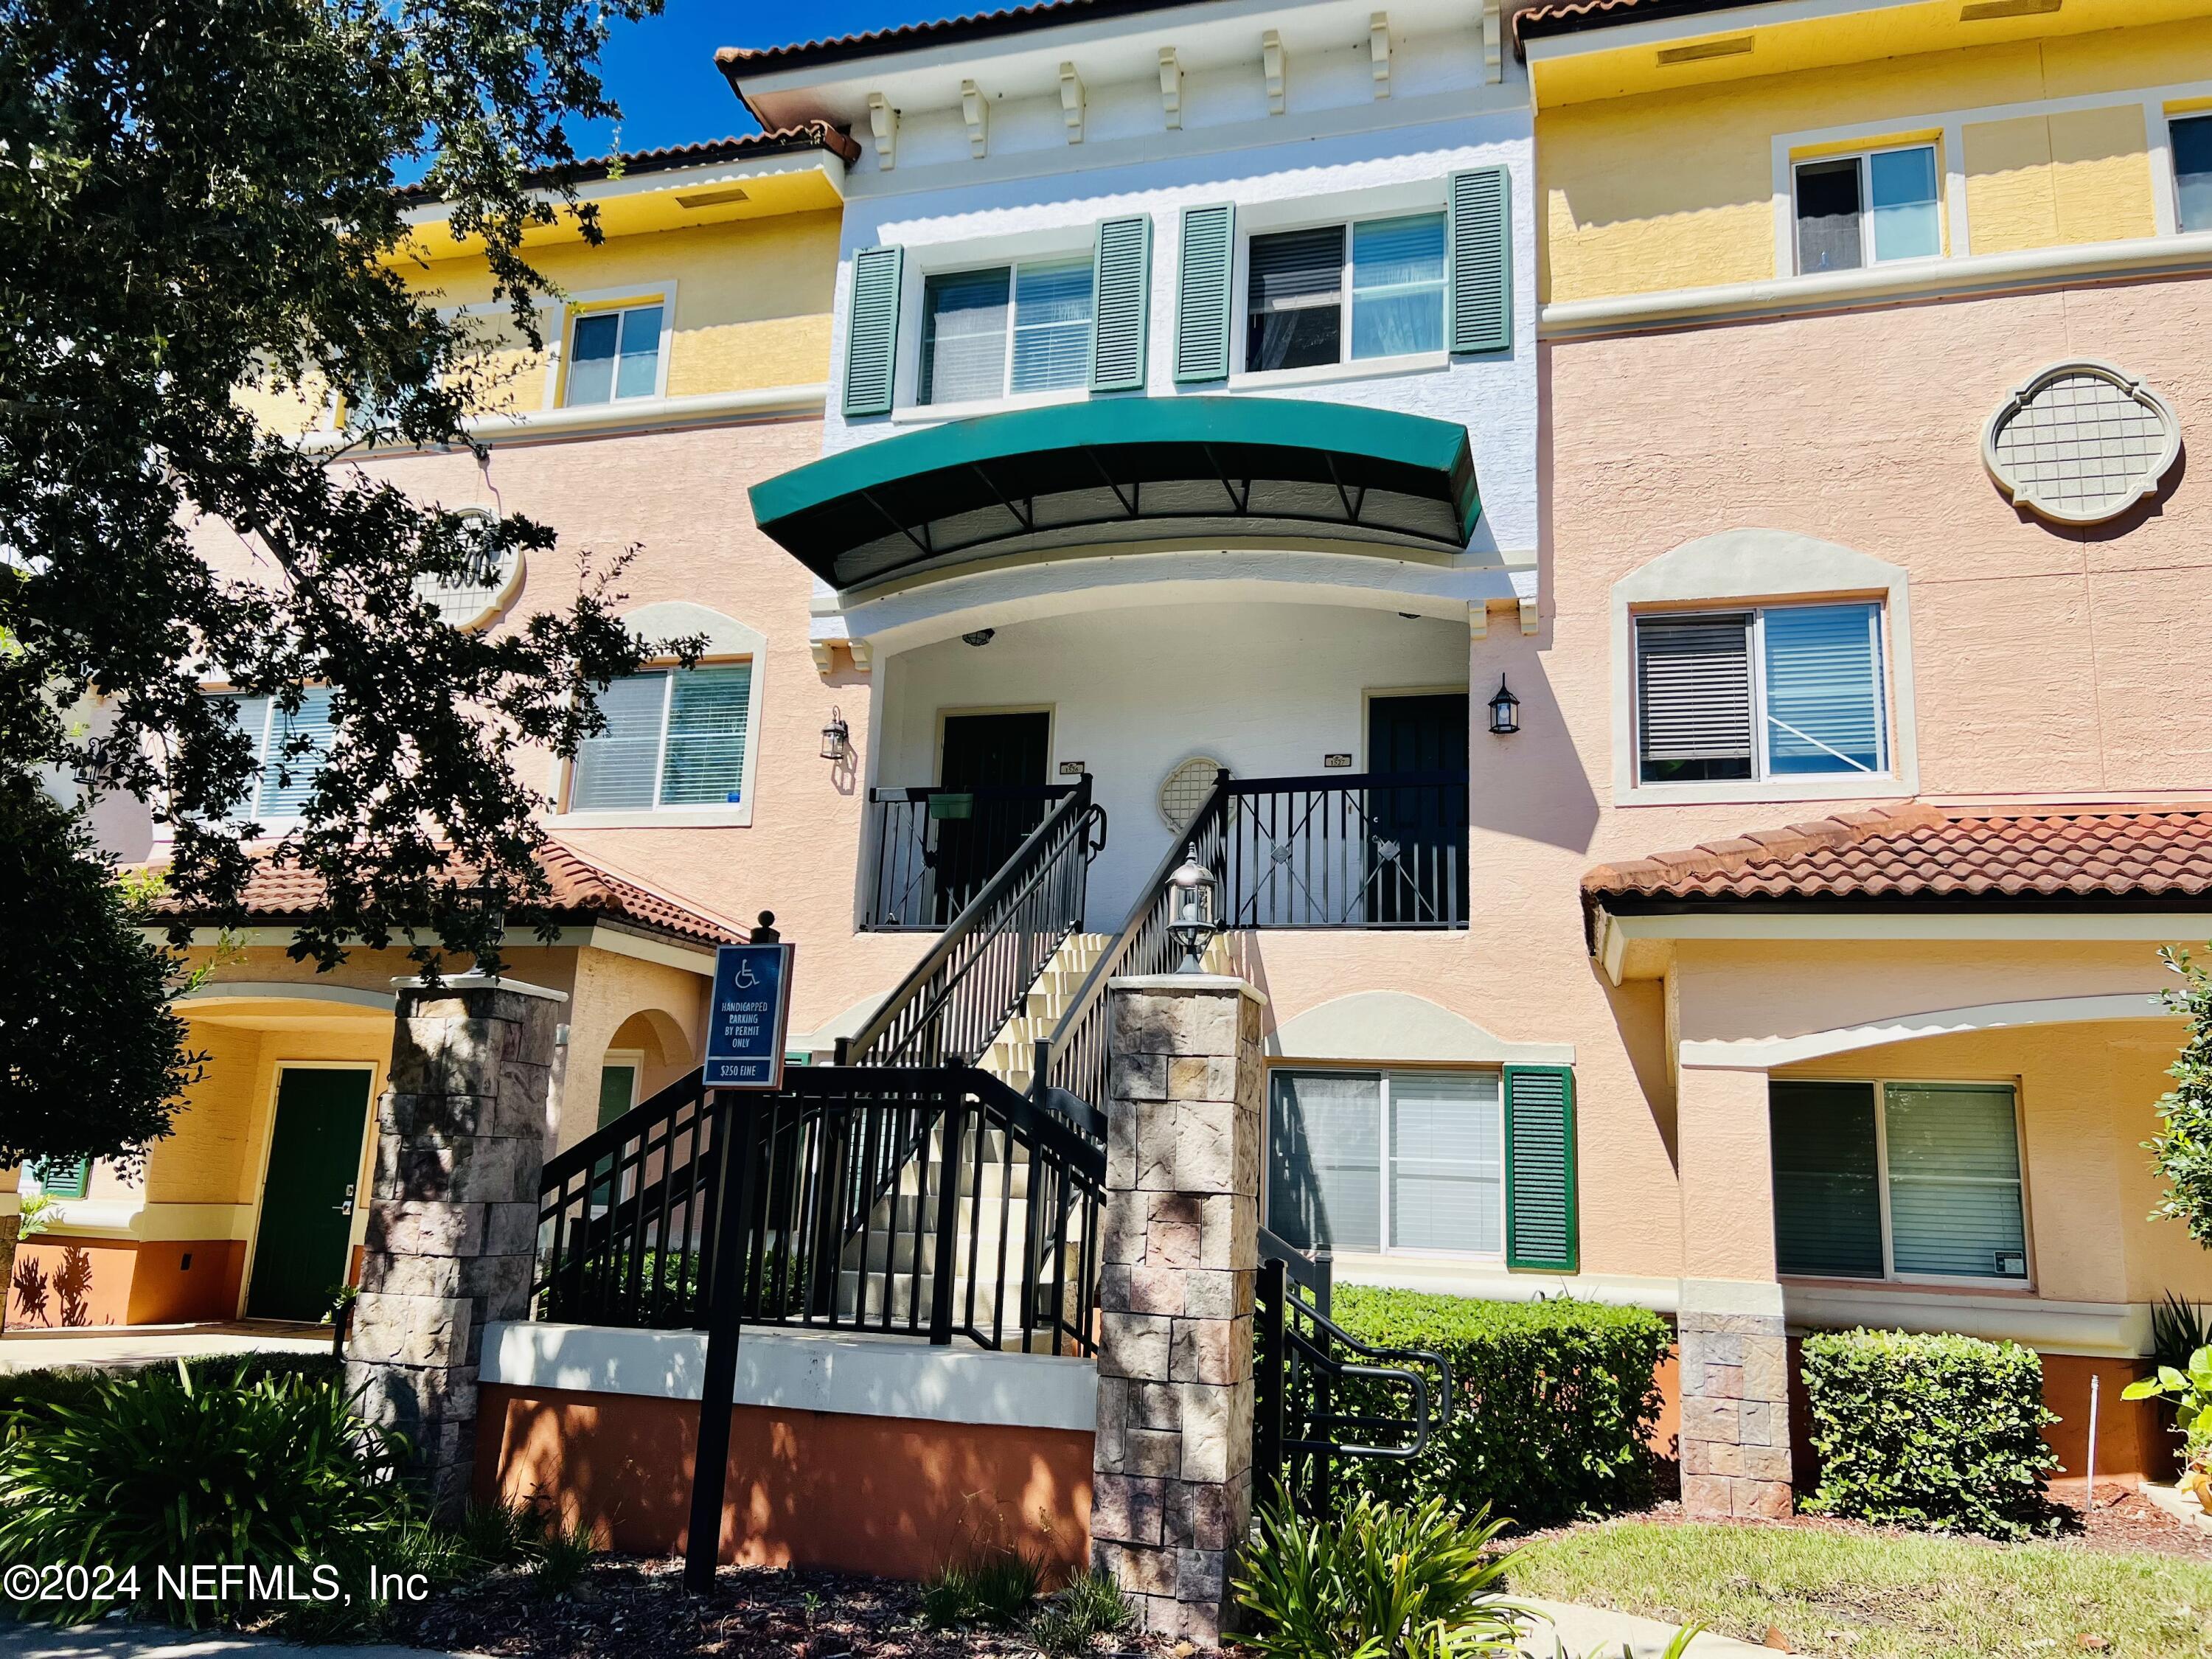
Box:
[245,1067,371,1322]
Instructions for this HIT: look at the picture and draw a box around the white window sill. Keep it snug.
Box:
[1228,350,1449,391]
[1618,773,1905,810]
[889,386,1088,425]
[549,807,754,830]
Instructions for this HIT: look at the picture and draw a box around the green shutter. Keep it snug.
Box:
[843,245,903,417]
[31,1158,90,1200]
[1447,167,1512,355]
[1090,215,1152,392]
[1503,1066,1576,1271]
[1173,204,1234,383]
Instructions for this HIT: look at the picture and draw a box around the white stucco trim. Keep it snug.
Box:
[481,1321,1098,1431]
[175,981,397,1015]
[32,1199,253,1242]
[582,922,720,977]
[302,385,829,457]
[1784,1284,2153,1358]
[1609,529,1919,809]
[1268,992,1573,1065]
[824,550,1524,659]
[1679,992,2173,1071]
[1680,1277,1788,1320]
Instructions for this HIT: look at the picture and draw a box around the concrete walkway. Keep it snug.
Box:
[0,1322,330,1374]
[0,1601,1764,1659]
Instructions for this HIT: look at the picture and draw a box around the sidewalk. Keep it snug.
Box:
[0,1323,330,1375]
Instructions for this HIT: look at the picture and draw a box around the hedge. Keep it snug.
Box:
[1800,1328,2059,1540]
[1327,1288,1672,1528]
[0,1351,340,1438]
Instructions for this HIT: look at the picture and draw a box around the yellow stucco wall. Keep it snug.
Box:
[1537,20,2202,302]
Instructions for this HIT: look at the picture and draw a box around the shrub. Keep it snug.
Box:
[462,1495,550,1569]
[1029,1568,1133,1655]
[0,1359,406,1627]
[1327,1288,1672,1527]
[1233,1491,1526,1659]
[0,1350,340,1439]
[533,1518,598,1597]
[920,1545,1046,1630]
[1800,1328,2059,1540]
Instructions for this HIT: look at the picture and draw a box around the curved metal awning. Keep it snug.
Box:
[747,397,1481,591]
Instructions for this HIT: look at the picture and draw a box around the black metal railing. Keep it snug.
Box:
[536,1065,1105,1355]
[865,782,1077,930]
[1032,773,1231,1116]
[1222,771,1469,929]
[1254,1227,1453,1517]
[842,773,1104,1070]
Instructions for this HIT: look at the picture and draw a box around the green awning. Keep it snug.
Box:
[747,396,1482,592]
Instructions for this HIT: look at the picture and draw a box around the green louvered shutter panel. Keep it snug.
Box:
[842,245,903,417]
[1173,204,1234,383]
[1090,215,1152,392]
[1447,167,1512,355]
[1503,1065,1576,1271]
[32,1158,89,1200]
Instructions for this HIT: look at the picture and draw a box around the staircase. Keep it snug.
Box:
[976,931,1113,1093]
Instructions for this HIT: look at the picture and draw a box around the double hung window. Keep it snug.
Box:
[564,303,664,406]
[1635,602,1887,785]
[1245,212,1447,373]
[2172,113,2212,233]
[1770,1079,2028,1283]
[919,260,1096,405]
[1793,145,1941,272]
[212,689,337,821]
[1268,1071,1503,1256]
[568,664,752,813]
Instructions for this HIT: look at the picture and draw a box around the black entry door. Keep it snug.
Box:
[933,712,1051,922]
[1366,694,1470,925]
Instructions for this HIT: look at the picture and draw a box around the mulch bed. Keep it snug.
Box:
[383,1556,1229,1659]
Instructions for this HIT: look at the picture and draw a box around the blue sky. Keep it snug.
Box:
[576,0,945,158]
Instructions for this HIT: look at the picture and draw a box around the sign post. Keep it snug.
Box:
[684,913,794,1593]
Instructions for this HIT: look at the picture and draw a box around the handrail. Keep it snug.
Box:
[1034,771,1231,1113]
[869,782,1077,803]
[843,772,1102,1068]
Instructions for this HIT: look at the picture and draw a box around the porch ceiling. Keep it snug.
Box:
[748,397,1483,592]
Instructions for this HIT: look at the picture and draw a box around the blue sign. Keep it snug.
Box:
[704,943,795,1090]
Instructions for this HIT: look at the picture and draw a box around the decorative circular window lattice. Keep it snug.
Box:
[411,509,524,631]
[1982,360,2181,526]
[1158,755,1225,832]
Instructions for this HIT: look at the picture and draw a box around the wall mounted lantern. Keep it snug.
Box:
[1487,676,1521,737]
[820,707,849,762]
[1167,849,1220,974]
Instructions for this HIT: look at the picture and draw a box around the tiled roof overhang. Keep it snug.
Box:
[718,0,1217,82]
[1514,0,1767,46]
[397,125,858,206]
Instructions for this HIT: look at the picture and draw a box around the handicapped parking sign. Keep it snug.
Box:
[704,942,795,1089]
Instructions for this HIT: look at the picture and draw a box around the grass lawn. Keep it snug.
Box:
[1506,1519,2212,1658]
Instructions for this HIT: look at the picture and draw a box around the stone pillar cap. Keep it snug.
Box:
[390,970,568,1004]
[1108,974,1268,1007]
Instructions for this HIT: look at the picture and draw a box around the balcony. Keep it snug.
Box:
[863,782,1077,931]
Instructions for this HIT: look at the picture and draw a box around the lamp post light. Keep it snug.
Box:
[819,707,849,762]
[1486,675,1521,737]
[1166,849,1220,974]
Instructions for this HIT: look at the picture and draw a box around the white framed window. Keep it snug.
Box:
[1634,602,1887,786]
[1245,212,1447,373]
[919,259,1095,405]
[563,302,665,406]
[1770,1079,2029,1285]
[1267,1071,1503,1257]
[209,688,337,822]
[2171,112,2212,233]
[596,1051,643,1130]
[566,662,752,813]
[1792,144,1941,273]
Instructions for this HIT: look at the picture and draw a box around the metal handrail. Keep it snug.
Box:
[842,772,1103,1068]
[1033,771,1231,1113]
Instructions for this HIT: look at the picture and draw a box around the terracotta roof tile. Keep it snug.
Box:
[1582,804,2212,912]
[397,124,858,205]
[1513,0,1764,46]
[150,840,750,948]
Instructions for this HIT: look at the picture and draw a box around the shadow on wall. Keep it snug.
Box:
[11,1245,97,1328]
[1469,636,1602,857]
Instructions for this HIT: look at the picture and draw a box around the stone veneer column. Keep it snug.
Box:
[1090,974,1265,1646]
[1676,1060,1793,1518]
[347,974,565,1515]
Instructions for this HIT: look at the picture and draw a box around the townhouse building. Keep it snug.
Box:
[21,0,2212,1526]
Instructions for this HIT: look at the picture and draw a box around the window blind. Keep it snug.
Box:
[254,687,336,819]
[1795,158,1863,274]
[921,268,1012,404]
[1884,1083,2026,1279]
[1768,1080,1884,1279]
[1010,260,1094,393]
[1764,602,1883,775]
[1636,613,1753,780]
[660,664,751,807]
[1390,1071,1502,1253]
[1267,1072,1381,1253]
[1351,213,1447,360]
[570,672,667,811]
[2176,114,2212,234]
[1246,226,1343,372]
